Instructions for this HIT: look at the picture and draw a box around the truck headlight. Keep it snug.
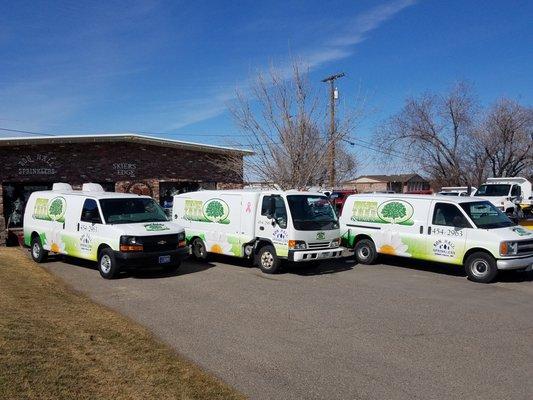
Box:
[500,241,518,256]
[288,240,307,250]
[177,231,186,248]
[330,238,340,248]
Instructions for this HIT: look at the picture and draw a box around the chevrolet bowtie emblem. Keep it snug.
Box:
[158,240,167,245]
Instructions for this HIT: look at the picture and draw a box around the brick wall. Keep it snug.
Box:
[0,141,244,245]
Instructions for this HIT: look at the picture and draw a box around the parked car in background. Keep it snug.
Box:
[329,190,357,215]
[24,183,188,279]
[339,193,533,283]
[474,177,532,215]
[173,190,343,273]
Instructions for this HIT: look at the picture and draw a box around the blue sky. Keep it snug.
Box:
[0,0,531,173]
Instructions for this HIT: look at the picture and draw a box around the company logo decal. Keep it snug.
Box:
[80,234,93,252]
[351,200,414,225]
[316,232,326,240]
[144,223,170,231]
[273,228,288,244]
[203,199,230,223]
[511,227,532,237]
[433,239,455,258]
[33,196,67,222]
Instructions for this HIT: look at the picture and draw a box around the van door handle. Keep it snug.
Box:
[259,226,264,231]
[428,226,432,235]
[419,225,423,234]
[77,223,80,231]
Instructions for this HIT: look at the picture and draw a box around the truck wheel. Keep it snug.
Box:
[98,248,120,279]
[31,236,48,263]
[465,252,498,283]
[256,245,281,274]
[354,239,377,265]
[191,238,207,260]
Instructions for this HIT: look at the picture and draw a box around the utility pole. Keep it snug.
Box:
[322,72,345,188]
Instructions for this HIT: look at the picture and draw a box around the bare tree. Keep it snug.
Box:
[478,98,532,178]
[375,83,486,187]
[227,61,360,190]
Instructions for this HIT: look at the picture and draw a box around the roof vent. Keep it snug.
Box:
[52,183,73,191]
[82,183,105,192]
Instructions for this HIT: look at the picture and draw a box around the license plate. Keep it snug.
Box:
[319,252,330,258]
[159,255,171,264]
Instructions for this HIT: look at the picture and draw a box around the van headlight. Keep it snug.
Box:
[330,238,340,248]
[288,240,307,250]
[177,231,186,248]
[500,241,518,256]
[120,236,143,252]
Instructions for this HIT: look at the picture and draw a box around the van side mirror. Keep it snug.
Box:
[452,216,468,229]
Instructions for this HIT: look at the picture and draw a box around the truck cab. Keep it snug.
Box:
[474,177,532,215]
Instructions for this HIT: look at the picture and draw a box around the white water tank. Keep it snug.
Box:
[82,183,105,192]
[52,182,73,191]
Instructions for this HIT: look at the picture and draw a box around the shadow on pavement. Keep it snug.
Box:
[284,258,356,276]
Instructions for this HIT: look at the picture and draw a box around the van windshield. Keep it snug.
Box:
[459,201,514,229]
[99,198,168,224]
[475,184,510,197]
[287,195,338,231]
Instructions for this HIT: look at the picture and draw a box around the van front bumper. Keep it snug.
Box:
[113,247,189,268]
[497,255,533,270]
[288,247,345,262]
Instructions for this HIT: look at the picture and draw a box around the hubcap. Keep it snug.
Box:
[357,246,370,260]
[471,259,489,278]
[32,242,40,258]
[194,241,204,257]
[100,254,112,274]
[261,251,274,269]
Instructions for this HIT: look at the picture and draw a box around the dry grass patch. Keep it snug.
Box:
[0,248,245,400]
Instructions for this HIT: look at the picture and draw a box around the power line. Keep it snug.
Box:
[0,127,56,137]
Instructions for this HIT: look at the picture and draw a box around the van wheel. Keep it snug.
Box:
[354,239,377,265]
[256,245,281,274]
[465,252,498,283]
[31,236,48,263]
[98,248,120,279]
[191,238,207,260]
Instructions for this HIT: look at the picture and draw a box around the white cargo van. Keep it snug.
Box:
[474,177,532,214]
[24,183,188,279]
[340,194,533,283]
[172,190,343,273]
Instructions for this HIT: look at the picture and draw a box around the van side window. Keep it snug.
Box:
[81,199,102,224]
[260,195,287,228]
[432,203,470,228]
[511,185,521,197]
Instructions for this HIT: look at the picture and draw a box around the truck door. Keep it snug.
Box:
[256,194,288,249]
[76,198,105,261]
[426,201,469,265]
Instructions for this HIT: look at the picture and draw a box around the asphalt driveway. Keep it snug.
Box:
[40,254,532,400]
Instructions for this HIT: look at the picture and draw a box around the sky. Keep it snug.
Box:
[0,0,532,174]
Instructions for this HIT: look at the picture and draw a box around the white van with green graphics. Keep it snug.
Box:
[172,190,343,273]
[340,194,533,283]
[24,183,188,279]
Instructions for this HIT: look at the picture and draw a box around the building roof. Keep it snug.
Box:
[0,133,253,156]
[348,174,427,183]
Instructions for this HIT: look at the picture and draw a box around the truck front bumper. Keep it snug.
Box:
[288,247,345,262]
[497,254,533,271]
[113,247,189,268]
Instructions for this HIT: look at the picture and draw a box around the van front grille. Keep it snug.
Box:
[307,241,330,249]
[517,239,533,255]
[140,234,179,252]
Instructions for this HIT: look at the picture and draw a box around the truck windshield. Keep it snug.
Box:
[99,198,168,224]
[459,201,514,229]
[475,184,510,197]
[287,195,338,230]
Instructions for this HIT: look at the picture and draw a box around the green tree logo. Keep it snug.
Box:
[48,197,66,221]
[378,200,413,224]
[203,199,229,223]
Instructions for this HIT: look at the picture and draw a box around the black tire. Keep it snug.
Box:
[97,248,120,279]
[30,235,48,263]
[464,252,498,283]
[255,244,281,274]
[354,239,377,265]
[191,238,208,260]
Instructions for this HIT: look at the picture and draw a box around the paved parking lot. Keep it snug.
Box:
[41,254,532,400]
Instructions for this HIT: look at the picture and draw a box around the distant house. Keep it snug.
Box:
[343,174,430,193]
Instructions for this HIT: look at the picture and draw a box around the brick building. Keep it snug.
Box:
[0,134,251,245]
[343,174,430,194]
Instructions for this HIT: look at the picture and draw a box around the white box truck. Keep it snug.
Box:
[172,190,344,273]
[339,193,533,283]
[474,177,532,214]
[24,183,188,279]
